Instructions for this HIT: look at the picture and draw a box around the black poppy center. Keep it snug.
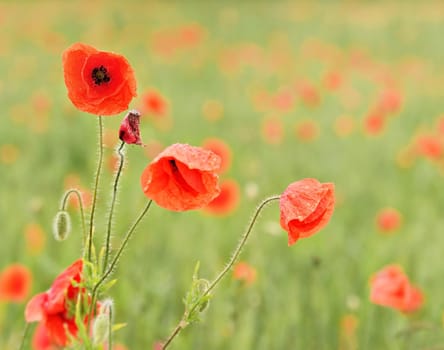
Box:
[169,159,179,172]
[91,65,111,85]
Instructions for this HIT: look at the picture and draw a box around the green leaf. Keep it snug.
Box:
[112,323,127,332]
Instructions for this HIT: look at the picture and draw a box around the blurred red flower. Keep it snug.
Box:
[233,261,257,285]
[63,43,137,116]
[416,134,443,160]
[119,109,143,145]
[261,117,284,145]
[296,80,321,107]
[203,179,240,216]
[140,90,168,117]
[363,110,386,135]
[323,70,343,91]
[141,143,221,211]
[202,138,232,174]
[272,88,294,112]
[25,259,89,347]
[376,208,402,233]
[377,88,402,114]
[280,178,335,245]
[295,120,319,142]
[0,264,32,302]
[370,265,423,313]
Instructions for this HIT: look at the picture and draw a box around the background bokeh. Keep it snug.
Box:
[1,1,444,349]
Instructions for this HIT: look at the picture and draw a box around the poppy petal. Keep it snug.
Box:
[25,292,48,322]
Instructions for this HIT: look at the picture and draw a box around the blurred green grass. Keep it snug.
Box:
[1,1,444,349]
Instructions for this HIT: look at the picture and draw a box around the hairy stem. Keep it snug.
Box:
[87,116,104,262]
[162,195,280,349]
[60,188,87,252]
[108,303,113,350]
[103,141,126,273]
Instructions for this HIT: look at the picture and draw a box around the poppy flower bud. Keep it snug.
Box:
[52,210,71,241]
[92,313,109,345]
[119,109,143,145]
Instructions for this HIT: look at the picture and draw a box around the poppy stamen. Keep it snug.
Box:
[169,159,178,172]
[91,65,111,85]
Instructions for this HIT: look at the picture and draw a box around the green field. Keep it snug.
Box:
[1,1,444,349]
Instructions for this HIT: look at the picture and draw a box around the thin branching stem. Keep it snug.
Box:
[204,195,280,296]
[89,200,153,317]
[87,116,104,262]
[103,141,126,272]
[60,188,87,250]
[162,195,280,349]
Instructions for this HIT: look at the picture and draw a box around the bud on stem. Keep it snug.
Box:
[52,210,71,241]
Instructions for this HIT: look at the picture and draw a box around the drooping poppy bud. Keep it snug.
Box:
[279,178,335,245]
[119,109,143,145]
[52,210,71,241]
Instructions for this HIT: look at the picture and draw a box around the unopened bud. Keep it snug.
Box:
[92,313,109,346]
[52,210,71,241]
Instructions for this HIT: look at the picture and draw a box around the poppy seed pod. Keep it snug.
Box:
[52,211,71,241]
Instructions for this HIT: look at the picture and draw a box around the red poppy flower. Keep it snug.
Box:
[203,179,240,216]
[376,208,402,233]
[25,259,90,347]
[279,178,335,246]
[119,109,143,145]
[32,323,56,350]
[62,43,137,116]
[141,143,221,211]
[370,265,423,313]
[0,264,32,302]
[202,138,232,174]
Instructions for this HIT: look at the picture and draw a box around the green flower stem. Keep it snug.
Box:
[87,116,104,262]
[89,200,153,317]
[18,323,30,350]
[103,141,126,273]
[162,195,280,350]
[108,303,113,350]
[60,188,87,251]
